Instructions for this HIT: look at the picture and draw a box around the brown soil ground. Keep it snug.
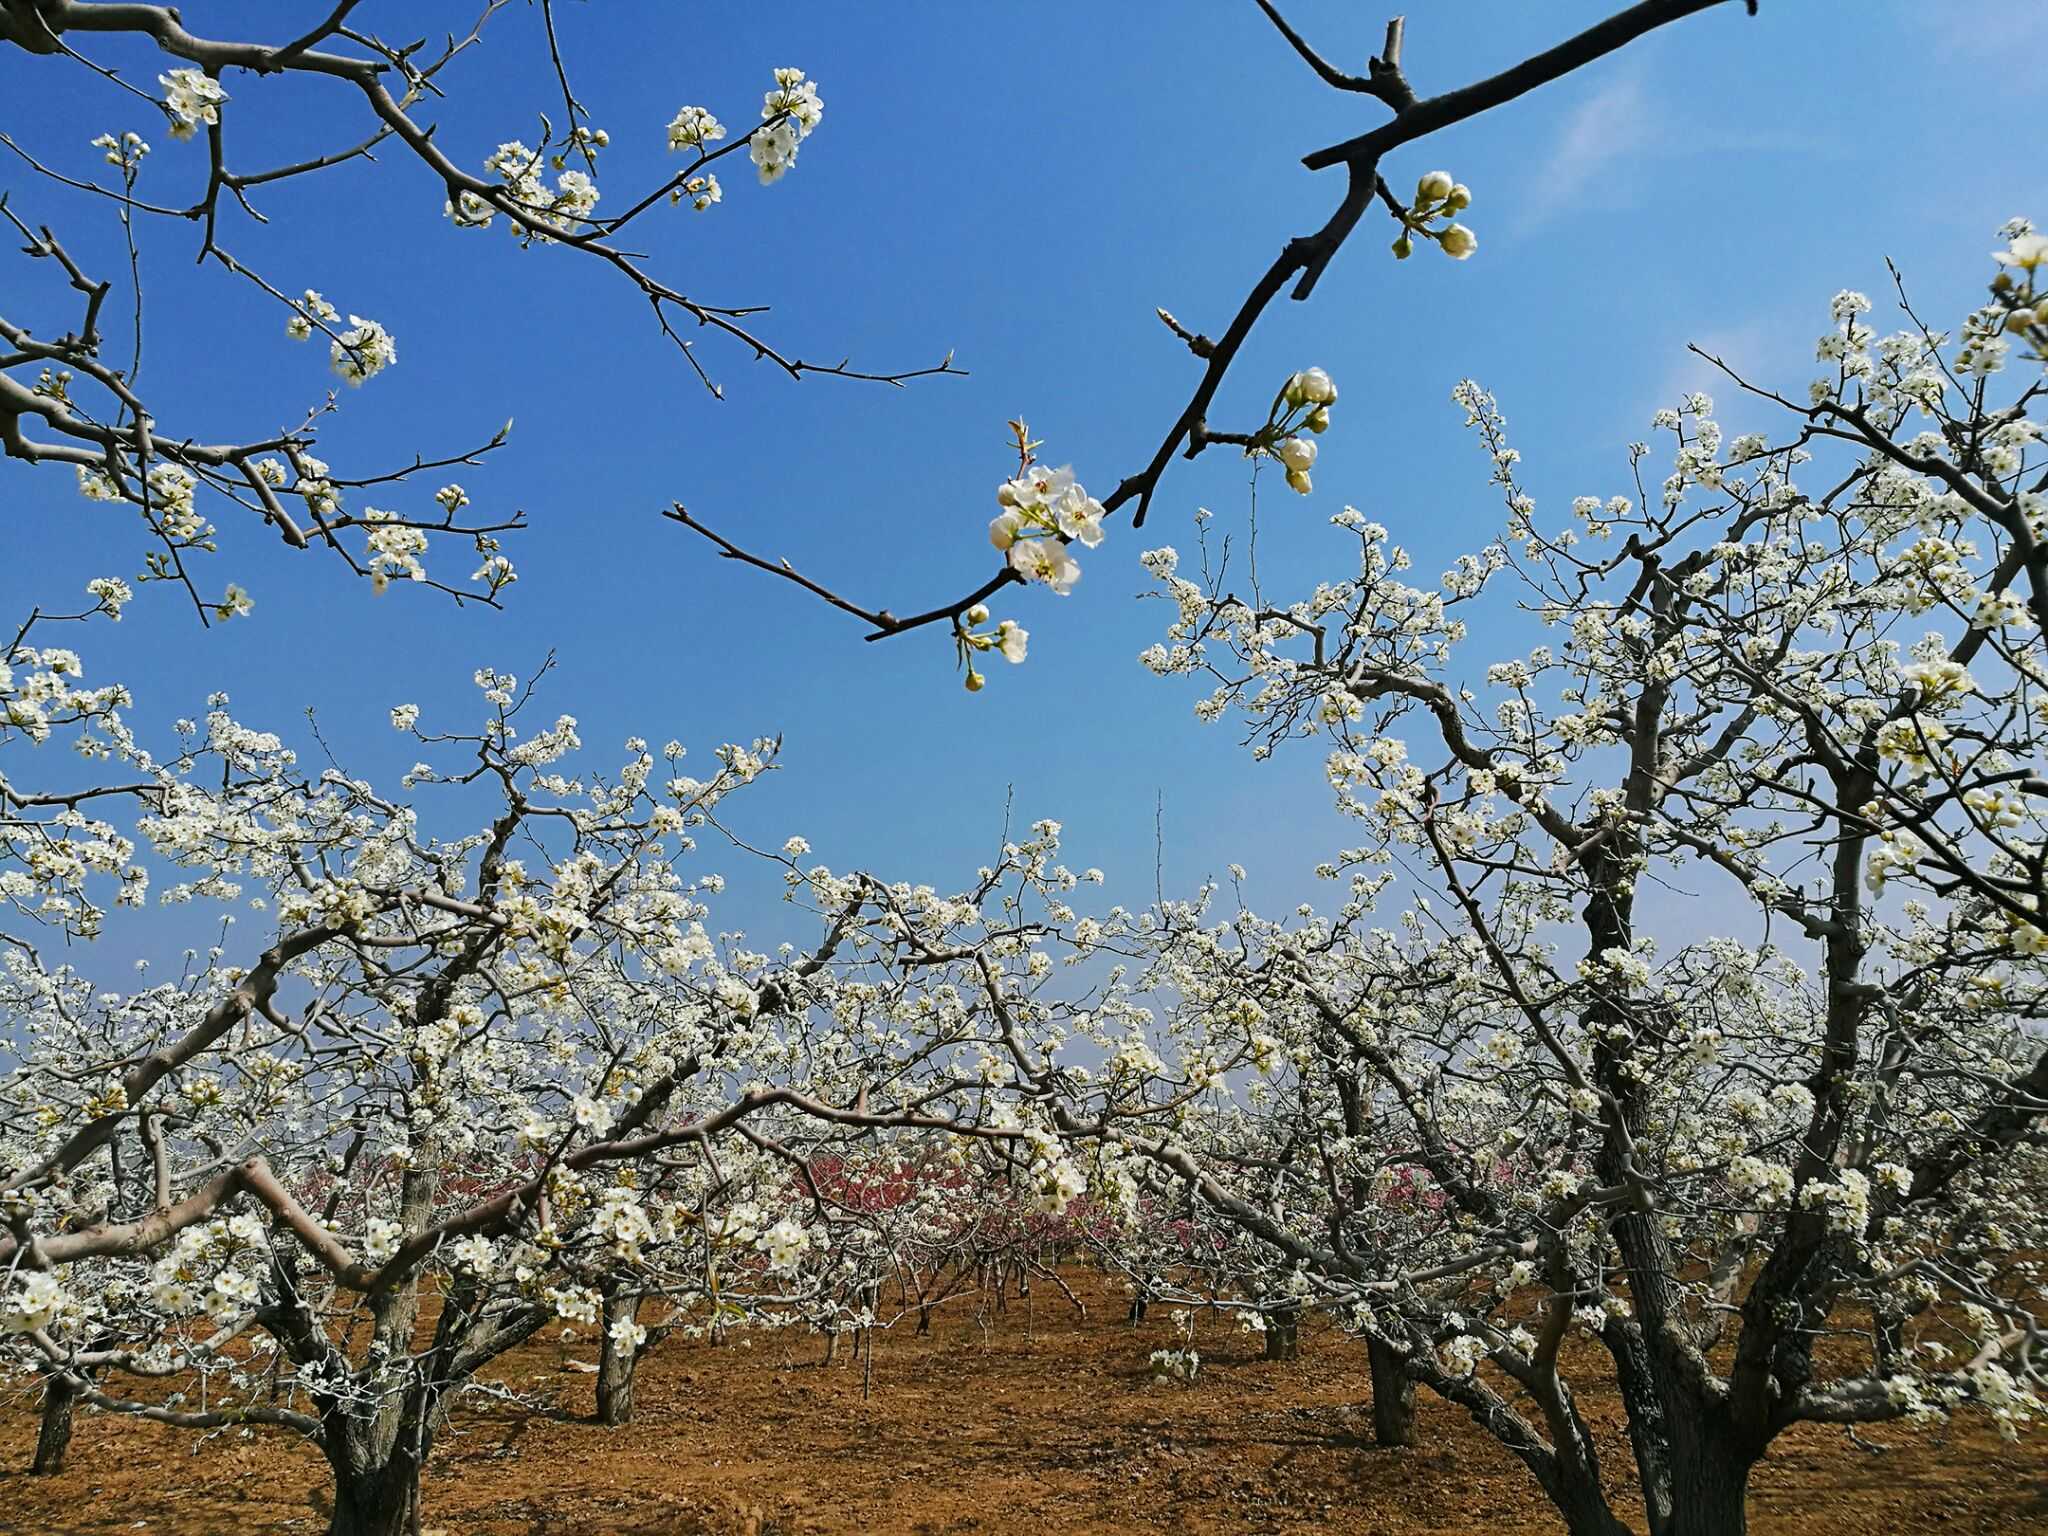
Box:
[2,1270,2043,1535]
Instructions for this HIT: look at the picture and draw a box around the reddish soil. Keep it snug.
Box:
[2,1271,2042,1535]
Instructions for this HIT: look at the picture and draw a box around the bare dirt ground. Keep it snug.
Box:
[2,1271,2043,1535]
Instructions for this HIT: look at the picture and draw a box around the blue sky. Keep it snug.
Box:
[4,0,2045,952]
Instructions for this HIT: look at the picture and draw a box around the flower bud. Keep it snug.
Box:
[1275,437,1317,473]
[1415,170,1455,205]
[1296,367,1337,405]
[989,511,1023,550]
[1285,468,1313,496]
[964,668,985,693]
[1438,223,1478,260]
[965,603,991,626]
[1392,231,1414,260]
[2008,308,2038,333]
[2035,298,2048,325]
[1306,407,1331,434]
[1445,183,1472,212]
[1283,371,1312,408]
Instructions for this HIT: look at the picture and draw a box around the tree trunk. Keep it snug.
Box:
[1367,1335,1416,1447]
[31,1373,78,1475]
[595,1292,639,1427]
[319,1380,433,1536]
[325,1451,422,1536]
[1606,1321,1676,1535]
[1609,1331,1756,1536]
[1657,1436,1754,1536]
[1548,1478,1639,1536]
[1263,1305,1300,1361]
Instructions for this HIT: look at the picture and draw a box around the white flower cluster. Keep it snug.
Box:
[330,315,397,386]
[760,1215,811,1273]
[149,1212,268,1318]
[1795,1168,1872,1238]
[363,510,427,590]
[989,455,1103,595]
[286,291,398,387]
[663,106,726,209]
[158,68,226,142]
[456,140,601,238]
[1439,1334,1488,1377]
[593,1187,657,1261]
[448,1233,496,1274]
[86,576,133,619]
[667,104,724,150]
[547,1284,601,1325]
[89,130,149,174]
[142,462,206,540]
[1727,1156,1796,1206]
[1977,218,2048,369]
[752,67,824,184]
[0,1272,67,1335]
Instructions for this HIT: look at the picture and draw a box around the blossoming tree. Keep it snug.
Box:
[1065,227,2048,1534]
[6,10,2045,1535]
[0,631,1071,1534]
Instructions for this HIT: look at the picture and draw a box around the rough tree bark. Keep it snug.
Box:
[1659,1429,1756,1536]
[595,1290,641,1428]
[1367,1336,1416,1447]
[320,1394,431,1536]
[30,1372,78,1475]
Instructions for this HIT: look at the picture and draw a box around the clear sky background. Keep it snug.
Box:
[4,0,2046,954]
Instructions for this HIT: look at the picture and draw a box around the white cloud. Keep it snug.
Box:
[1519,73,1652,232]
[1515,68,1839,239]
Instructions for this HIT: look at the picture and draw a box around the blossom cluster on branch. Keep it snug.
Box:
[3,7,948,624]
